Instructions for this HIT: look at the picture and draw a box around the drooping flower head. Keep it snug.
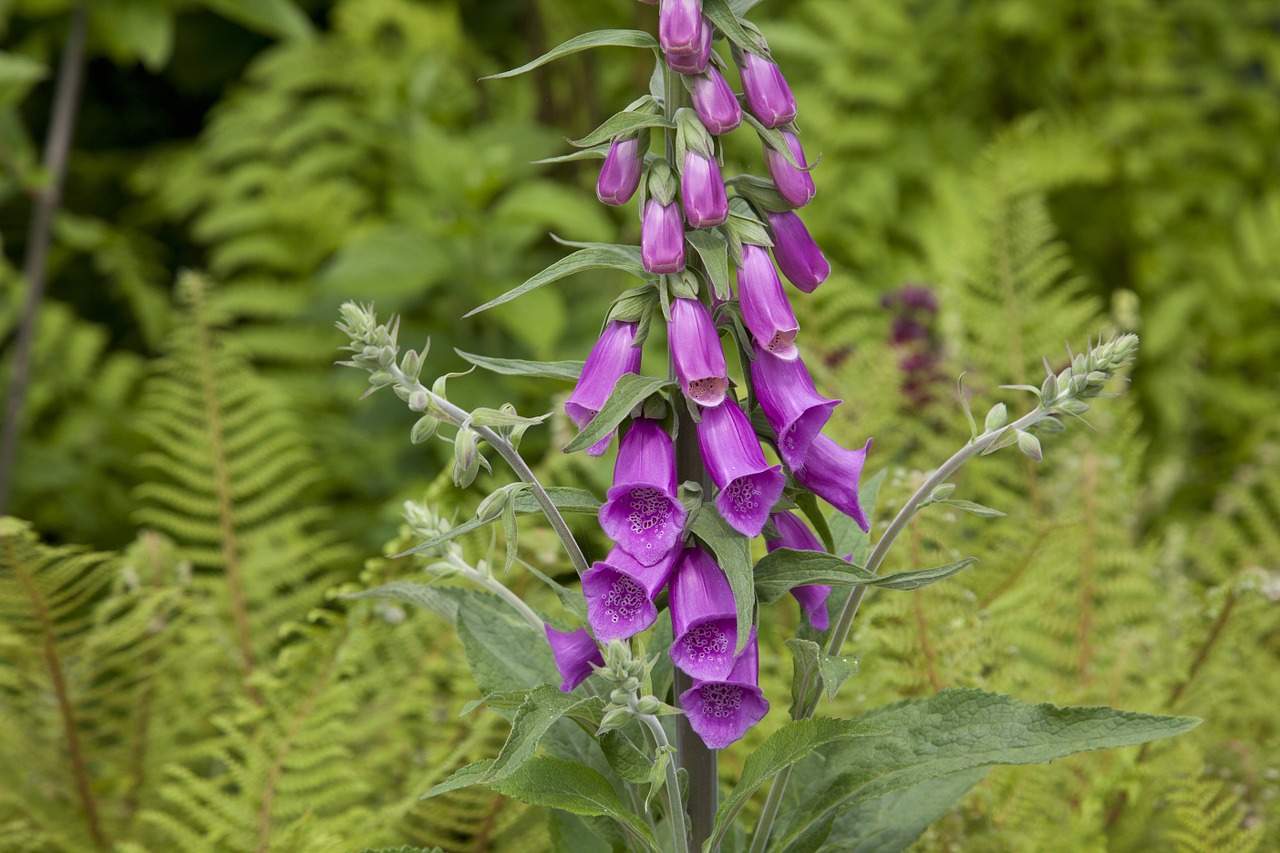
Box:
[565,321,642,456]
[659,0,704,58]
[689,66,741,135]
[765,511,832,630]
[641,159,685,273]
[764,209,830,292]
[668,546,742,680]
[599,418,686,565]
[679,632,769,749]
[696,399,785,537]
[796,434,872,532]
[736,243,798,360]
[582,545,679,642]
[737,49,796,128]
[669,297,727,407]
[544,624,605,692]
[764,130,816,208]
[749,346,840,470]
[597,135,644,206]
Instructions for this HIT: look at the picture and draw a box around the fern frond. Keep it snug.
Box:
[1166,775,1265,853]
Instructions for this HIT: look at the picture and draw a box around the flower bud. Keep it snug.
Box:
[738,50,797,127]
[681,150,728,228]
[764,131,816,208]
[635,695,662,715]
[690,66,742,135]
[598,707,633,732]
[566,321,643,456]
[666,19,712,75]
[597,136,644,206]
[669,297,728,407]
[642,199,686,273]
[659,0,704,57]
[736,243,799,359]
[764,209,830,292]
[452,428,480,488]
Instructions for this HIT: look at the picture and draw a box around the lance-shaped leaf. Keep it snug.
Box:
[341,581,464,622]
[483,29,659,80]
[703,0,759,53]
[741,112,807,170]
[687,228,731,301]
[392,487,602,557]
[466,248,650,317]
[753,550,978,603]
[455,349,585,382]
[690,508,755,655]
[482,684,602,783]
[568,111,675,148]
[562,374,672,454]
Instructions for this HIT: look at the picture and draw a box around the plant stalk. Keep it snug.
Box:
[641,713,691,853]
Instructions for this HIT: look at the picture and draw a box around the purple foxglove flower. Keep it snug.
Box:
[660,0,703,55]
[696,400,786,537]
[544,624,605,692]
[582,545,678,642]
[668,546,742,680]
[597,136,644,206]
[765,511,832,630]
[565,321,643,456]
[681,150,728,228]
[796,434,872,532]
[749,346,840,470]
[599,418,686,565]
[738,50,797,127]
[764,209,831,292]
[666,19,712,74]
[764,131,816,208]
[679,633,769,749]
[642,199,686,273]
[669,297,727,406]
[736,243,798,360]
[690,67,741,135]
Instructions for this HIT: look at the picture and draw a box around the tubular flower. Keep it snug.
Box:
[696,399,786,537]
[599,418,686,565]
[690,66,741,135]
[738,50,797,127]
[796,434,872,532]
[582,545,678,642]
[765,511,833,630]
[659,0,704,58]
[764,209,830,292]
[597,136,644,206]
[669,297,728,407]
[641,199,685,273]
[544,624,605,692]
[764,131,816,208]
[681,149,728,228]
[666,18,712,74]
[736,243,798,360]
[668,546,742,680]
[749,346,840,470]
[565,321,643,456]
[679,632,769,749]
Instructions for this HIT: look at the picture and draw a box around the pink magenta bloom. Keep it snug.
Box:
[666,19,712,74]
[764,209,831,292]
[582,545,678,642]
[669,297,728,406]
[696,400,786,537]
[681,150,728,228]
[796,434,872,532]
[659,0,704,57]
[736,243,798,360]
[544,624,605,692]
[668,547,742,680]
[599,418,686,565]
[565,321,642,456]
[765,511,833,630]
[642,199,686,273]
[690,66,742,135]
[738,50,797,127]
[764,131,816,208]
[749,346,840,470]
[679,633,769,749]
[597,136,644,206]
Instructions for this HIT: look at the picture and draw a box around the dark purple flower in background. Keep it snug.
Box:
[736,243,798,360]
[749,346,839,470]
[696,399,786,537]
[764,209,830,292]
[642,198,686,273]
[599,418,686,565]
[669,297,728,406]
[680,632,769,749]
[582,545,678,642]
[668,547,743,680]
[738,50,797,127]
[765,511,833,630]
[544,624,605,692]
[666,20,712,75]
[565,321,642,456]
[796,434,872,532]
[597,136,644,206]
[690,67,741,135]
[882,283,944,406]
[659,0,704,58]
[681,150,729,228]
[764,131,816,208]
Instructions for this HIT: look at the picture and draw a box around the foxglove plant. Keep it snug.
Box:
[336,4,1197,852]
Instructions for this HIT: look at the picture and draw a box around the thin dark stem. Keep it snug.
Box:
[0,4,88,513]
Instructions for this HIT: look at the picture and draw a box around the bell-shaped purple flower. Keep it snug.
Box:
[666,19,713,75]
[565,321,643,456]
[544,624,605,692]
[696,400,786,537]
[582,545,678,642]
[669,297,727,407]
[679,633,769,749]
[597,136,644,206]
[668,546,742,680]
[599,418,686,565]
[765,511,833,631]
[690,67,741,135]
[749,346,840,470]
[659,0,704,58]
[681,150,728,228]
[764,209,830,292]
[796,434,872,532]
[764,131,816,208]
[738,50,797,128]
[642,199,686,273]
[736,243,798,360]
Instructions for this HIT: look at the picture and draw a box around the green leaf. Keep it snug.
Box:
[483,29,659,80]
[752,550,978,603]
[0,52,45,108]
[534,146,609,165]
[687,228,731,301]
[455,350,584,382]
[784,638,821,716]
[600,729,653,784]
[938,498,1006,518]
[816,767,989,853]
[484,685,601,782]
[703,0,759,53]
[455,595,558,695]
[521,561,590,624]
[568,111,674,148]
[203,0,314,41]
[562,374,672,454]
[690,509,755,655]
[706,718,888,852]
[341,582,462,623]
[819,651,859,701]
[466,248,650,317]
[393,487,601,557]
[422,759,493,799]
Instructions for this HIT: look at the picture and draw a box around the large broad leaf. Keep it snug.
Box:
[466,248,650,317]
[690,509,755,655]
[455,594,558,695]
[484,29,659,80]
[392,486,601,557]
[484,685,602,783]
[753,550,977,603]
[562,374,672,454]
[771,689,1200,850]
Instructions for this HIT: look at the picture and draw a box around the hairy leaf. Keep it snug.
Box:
[466,248,650,317]
[483,30,659,80]
[562,374,672,454]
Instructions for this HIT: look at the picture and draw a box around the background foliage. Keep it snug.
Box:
[1,0,1276,850]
